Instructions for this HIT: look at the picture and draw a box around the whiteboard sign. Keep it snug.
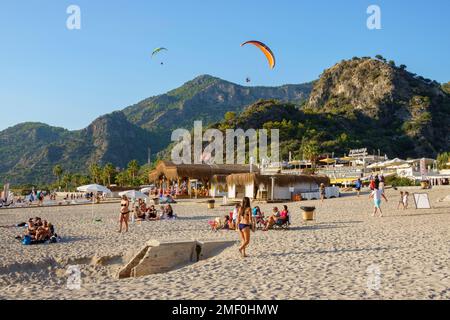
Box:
[413,193,431,209]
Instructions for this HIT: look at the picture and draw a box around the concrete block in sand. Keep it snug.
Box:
[118,239,236,278]
[197,240,236,261]
[132,240,197,277]
[117,245,150,279]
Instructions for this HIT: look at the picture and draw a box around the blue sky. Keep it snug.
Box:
[0,0,449,131]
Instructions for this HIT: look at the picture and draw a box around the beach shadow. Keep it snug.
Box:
[300,246,401,255]
[288,224,347,231]
[177,215,218,221]
[338,191,371,198]
[258,246,400,258]
[59,236,90,243]
[386,209,450,218]
[328,220,364,225]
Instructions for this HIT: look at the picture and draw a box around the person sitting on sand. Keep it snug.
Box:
[223,215,231,229]
[26,218,36,238]
[252,206,261,219]
[165,204,175,219]
[210,215,230,231]
[134,205,146,221]
[231,203,240,230]
[148,205,158,220]
[35,220,51,241]
[138,199,148,216]
[263,207,280,231]
[34,217,43,228]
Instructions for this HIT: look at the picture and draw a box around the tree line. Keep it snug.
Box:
[51,160,154,191]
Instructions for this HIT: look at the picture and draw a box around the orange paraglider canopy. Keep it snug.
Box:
[241,40,276,69]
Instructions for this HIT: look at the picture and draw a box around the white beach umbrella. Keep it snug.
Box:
[367,161,387,169]
[384,158,407,168]
[140,187,153,194]
[76,184,111,193]
[76,184,111,221]
[119,190,148,200]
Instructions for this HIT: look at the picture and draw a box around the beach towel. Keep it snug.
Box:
[22,235,32,245]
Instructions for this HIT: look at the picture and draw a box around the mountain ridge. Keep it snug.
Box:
[1,58,448,185]
[0,76,313,184]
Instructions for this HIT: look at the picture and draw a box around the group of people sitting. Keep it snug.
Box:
[210,204,290,231]
[133,198,176,221]
[15,217,58,245]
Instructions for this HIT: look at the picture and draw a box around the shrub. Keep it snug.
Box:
[385,175,417,187]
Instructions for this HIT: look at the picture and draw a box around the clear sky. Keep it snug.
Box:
[0,0,449,131]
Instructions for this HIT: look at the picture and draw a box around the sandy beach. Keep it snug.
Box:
[1,187,449,300]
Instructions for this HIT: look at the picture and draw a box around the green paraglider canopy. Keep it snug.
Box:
[152,47,168,57]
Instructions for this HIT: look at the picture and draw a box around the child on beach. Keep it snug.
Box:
[369,187,388,217]
[403,192,409,210]
[397,191,405,210]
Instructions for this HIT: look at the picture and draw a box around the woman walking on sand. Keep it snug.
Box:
[236,197,253,258]
[118,195,130,233]
[369,187,388,217]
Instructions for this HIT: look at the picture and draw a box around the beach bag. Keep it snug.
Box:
[22,235,32,245]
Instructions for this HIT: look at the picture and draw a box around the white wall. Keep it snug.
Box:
[273,185,290,200]
[245,183,254,199]
[272,182,319,200]
[228,184,236,199]
[210,183,227,198]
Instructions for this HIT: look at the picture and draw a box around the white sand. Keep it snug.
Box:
[1,187,450,300]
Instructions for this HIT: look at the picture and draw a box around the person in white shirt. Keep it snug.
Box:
[369,187,388,217]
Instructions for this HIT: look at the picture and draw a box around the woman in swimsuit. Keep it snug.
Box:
[236,197,253,258]
[118,195,130,233]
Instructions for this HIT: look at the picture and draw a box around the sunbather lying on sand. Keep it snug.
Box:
[15,217,58,244]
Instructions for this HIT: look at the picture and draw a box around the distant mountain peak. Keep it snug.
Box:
[191,74,221,82]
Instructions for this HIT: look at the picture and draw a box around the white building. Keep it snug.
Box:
[225,173,336,201]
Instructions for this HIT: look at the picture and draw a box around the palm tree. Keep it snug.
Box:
[71,173,82,187]
[103,163,116,186]
[61,173,72,191]
[127,160,140,182]
[53,165,64,185]
[301,140,320,168]
[115,171,129,187]
[437,152,450,169]
[89,163,102,184]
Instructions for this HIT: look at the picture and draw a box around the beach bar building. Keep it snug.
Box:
[148,161,258,197]
[226,173,331,201]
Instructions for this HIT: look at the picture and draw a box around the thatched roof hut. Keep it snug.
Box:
[226,173,330,187]
[211,175,228,184]
[149,161,259,182]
